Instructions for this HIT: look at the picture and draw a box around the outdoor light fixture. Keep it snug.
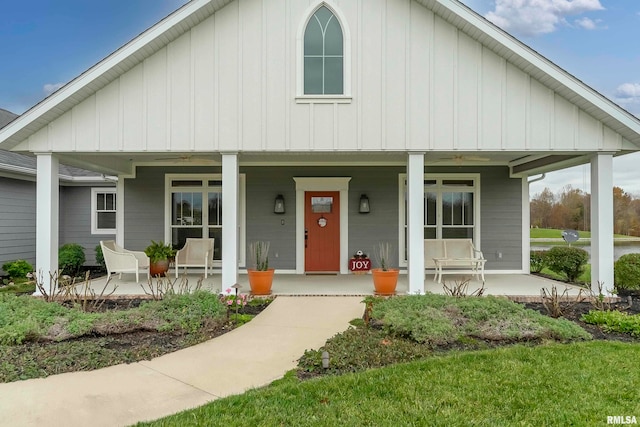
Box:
[322,351,330,369]
[359,194,370,214]
[274,194,285,214]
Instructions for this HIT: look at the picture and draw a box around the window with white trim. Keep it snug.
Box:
[303,5,344,95]
[166,174,246,267]
[399,174,480,266]
[91,188,116,234]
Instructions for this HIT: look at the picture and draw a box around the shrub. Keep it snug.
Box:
[582,310,640,337]
[614,253,640,292]
[545,246,589,282]
[95,244,106,270]
[2,260,34,281]
[58,244,86,277]
[530,250,547,273]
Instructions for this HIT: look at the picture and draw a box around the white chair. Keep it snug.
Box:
[175,238,215,278]
[100,240,150,283]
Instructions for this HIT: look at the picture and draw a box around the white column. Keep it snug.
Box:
[522,177,531,273]
[116,176,125,247]
[35,153,59,294]
[407,152,425,294]
[590,153,614,294]
[222,153,239,291]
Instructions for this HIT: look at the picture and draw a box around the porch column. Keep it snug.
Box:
[35,153,59,294]
[116,176,125,247]
[407,152,425,294]
[590,153,614,294]
[522,177,531,273]
[222,153,239,291]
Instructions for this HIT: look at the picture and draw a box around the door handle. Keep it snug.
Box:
[305,228,308,248]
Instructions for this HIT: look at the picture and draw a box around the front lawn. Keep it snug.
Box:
[140,341,640,426]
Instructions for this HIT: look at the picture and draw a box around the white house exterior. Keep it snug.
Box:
[1,0,640,293]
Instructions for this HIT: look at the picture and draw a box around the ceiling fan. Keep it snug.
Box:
[433,154,491,164]
[154,154,213,163]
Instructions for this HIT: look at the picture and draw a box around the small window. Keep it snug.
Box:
[91,188,116,234]
[304,6,343,95]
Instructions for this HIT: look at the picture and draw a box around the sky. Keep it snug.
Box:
[1,0,639,197]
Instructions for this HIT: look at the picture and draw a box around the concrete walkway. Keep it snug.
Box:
[0,297,364,427]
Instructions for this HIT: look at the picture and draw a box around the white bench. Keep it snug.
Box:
[174,238,215,278]
[424,239,486,283]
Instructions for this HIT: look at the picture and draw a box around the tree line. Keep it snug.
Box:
[530,186,640,236]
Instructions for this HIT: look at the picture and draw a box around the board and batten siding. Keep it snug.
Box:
[0,177,36,274]
[17,0,627,154]
[59,186,115,266]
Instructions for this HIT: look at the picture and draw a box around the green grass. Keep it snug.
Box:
[139,341,640,426]
[530,228,591,239]
[0,281,36,294]
[530,228,631,240]
[539,264,591,285]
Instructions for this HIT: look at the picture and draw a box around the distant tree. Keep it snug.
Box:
[530,187,555,228]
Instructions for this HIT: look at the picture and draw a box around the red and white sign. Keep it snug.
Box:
[349,258,371,272]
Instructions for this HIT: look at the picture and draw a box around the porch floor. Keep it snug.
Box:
[84,271,583,298]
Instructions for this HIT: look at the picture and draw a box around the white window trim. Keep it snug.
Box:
[164,173,247,268]
[398,173,481,268]
[91,187,117,235]
[296,1,352,100]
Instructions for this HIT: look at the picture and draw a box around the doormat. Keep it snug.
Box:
[305,272,339,276]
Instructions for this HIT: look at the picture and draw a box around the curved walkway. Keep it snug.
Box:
[0,297,364,427]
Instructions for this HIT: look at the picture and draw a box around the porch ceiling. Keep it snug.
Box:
[57,150,594,176]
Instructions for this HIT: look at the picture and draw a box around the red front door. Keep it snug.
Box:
[305,191,340,272]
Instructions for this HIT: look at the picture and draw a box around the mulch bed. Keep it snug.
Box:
[524,299,640,342]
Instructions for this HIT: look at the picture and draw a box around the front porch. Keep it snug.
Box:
[86,272,583,298]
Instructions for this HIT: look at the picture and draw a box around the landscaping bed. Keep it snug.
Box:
[296,294,640,381]
[0,291,272,383]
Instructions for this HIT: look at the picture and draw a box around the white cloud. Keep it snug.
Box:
[614,83,640,111]
[485,0,605,36]
[43,82,64,96]
[574,17,603,30]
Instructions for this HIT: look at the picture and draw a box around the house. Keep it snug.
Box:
[1,0,639,294]
[0,108,115,274]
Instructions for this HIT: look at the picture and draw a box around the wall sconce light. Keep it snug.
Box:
[359,194,370,214]
[274,194,285,214]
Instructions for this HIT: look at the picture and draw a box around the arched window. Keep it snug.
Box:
[303,6,343,95]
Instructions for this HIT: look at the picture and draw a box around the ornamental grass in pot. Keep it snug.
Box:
[247,241,274,295]
[371,242,399,295]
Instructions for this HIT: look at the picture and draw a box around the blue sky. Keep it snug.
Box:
[1,0,639,196]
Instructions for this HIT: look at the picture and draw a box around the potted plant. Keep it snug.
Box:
[371,242,399,295]
[247,241,274,295]
[144,240,175,277]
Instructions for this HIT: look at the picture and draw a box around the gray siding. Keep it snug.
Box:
[479,167,523,270]
[0,177,36,274]
[124,166,221,252]
[427,166,523,270]
[244,166,404,269]
[124,165,522,272]
[60,186,115,266]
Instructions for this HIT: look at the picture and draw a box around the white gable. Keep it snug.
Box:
[2,0,639,157]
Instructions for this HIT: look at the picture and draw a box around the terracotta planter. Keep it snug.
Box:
[248,269,275,295]
[149,259,170,277]
[371,268,399,295]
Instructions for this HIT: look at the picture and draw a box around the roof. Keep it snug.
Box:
[0,109,105,181]
[0,0,639,150]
